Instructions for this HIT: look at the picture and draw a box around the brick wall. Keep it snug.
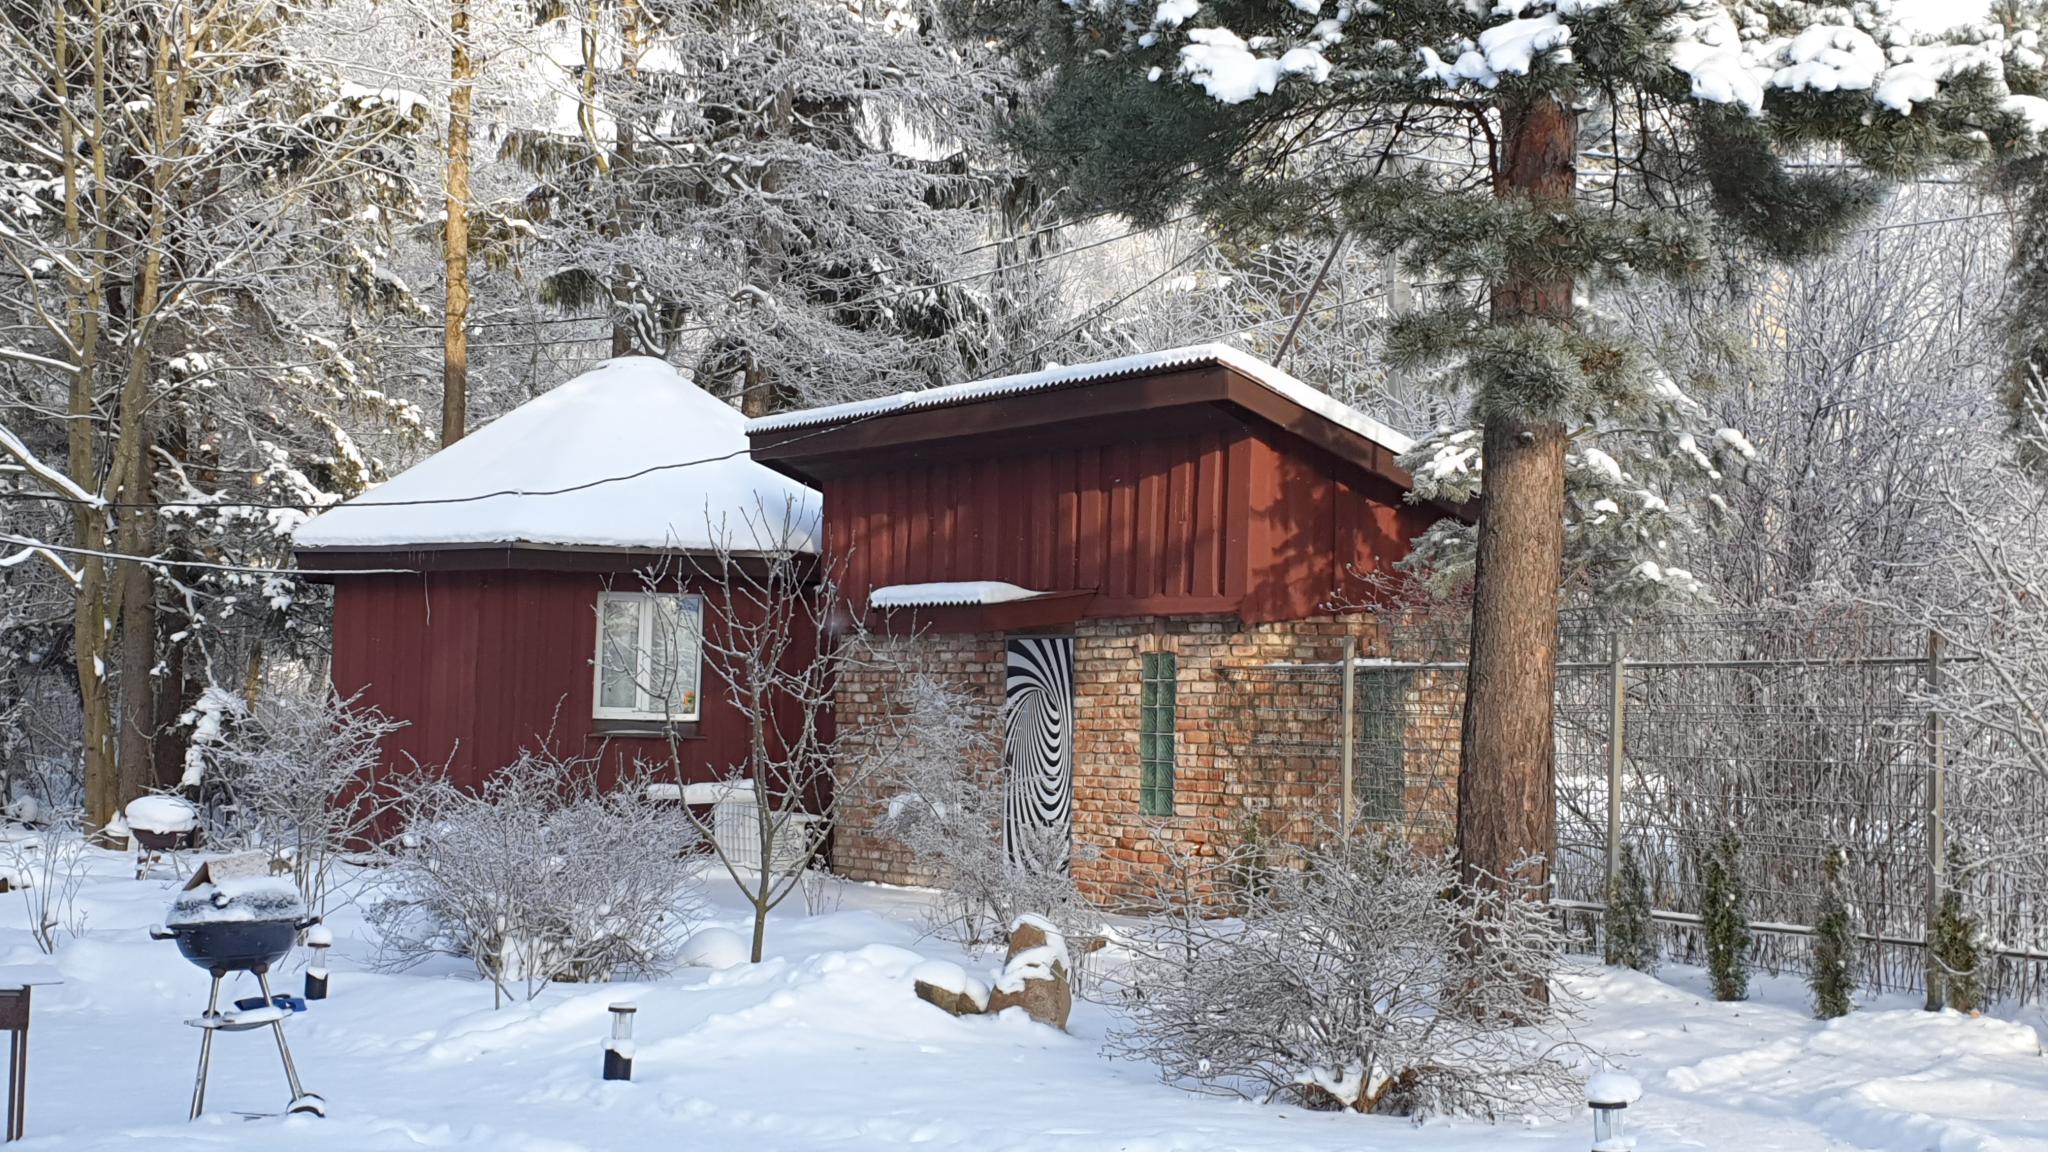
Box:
[829,613,1465,907]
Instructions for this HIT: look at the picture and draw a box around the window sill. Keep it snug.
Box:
[590,719,703,740]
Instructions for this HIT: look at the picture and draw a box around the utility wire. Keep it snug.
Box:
[0,532,418,577]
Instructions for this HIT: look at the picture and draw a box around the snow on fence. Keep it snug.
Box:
[1221,608,2048,1005]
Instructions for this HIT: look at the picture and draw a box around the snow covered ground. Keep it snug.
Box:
[3,848,2045,1151]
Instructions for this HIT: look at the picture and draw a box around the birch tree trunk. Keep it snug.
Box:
[1455,95,1577,905]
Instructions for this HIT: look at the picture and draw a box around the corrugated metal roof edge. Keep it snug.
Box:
[745,343,1415,457]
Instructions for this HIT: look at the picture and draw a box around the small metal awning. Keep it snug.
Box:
[865,582,1096,634]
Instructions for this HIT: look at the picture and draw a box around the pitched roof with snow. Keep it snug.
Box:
[293,357,819,554]
[745,342,1415,456]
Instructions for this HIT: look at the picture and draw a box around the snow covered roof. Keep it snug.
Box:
[868,582,1050,609]
[745,343,1415,456]
[294,357,819,554]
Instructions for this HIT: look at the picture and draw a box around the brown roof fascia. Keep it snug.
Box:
[293,544,817,582]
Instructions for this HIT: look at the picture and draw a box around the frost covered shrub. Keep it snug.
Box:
[1700,830,1749,1002]
[198,684,406,913]
[875,674,1082,948]
[370,750,701,1003]
[1810,846,1855,1019]
[1930,844,1984,1013]
[1,816,91,954]
[1108,831,1580,1119]
[1603,841,1656,973]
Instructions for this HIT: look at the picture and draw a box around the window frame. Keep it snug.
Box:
[592,590,706,723]
[1139,650,1177,817]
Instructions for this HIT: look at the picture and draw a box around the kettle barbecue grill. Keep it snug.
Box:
[150,865,325,1120]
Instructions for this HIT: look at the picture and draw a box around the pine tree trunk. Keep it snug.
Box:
[1456,94,1577,904]
[442,0,473,448]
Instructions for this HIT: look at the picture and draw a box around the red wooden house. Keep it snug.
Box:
[292,356,819,804]
[747,344,1456,902]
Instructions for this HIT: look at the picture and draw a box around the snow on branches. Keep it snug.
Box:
[1105,829,1581,1119]
[1119,0,2045,132]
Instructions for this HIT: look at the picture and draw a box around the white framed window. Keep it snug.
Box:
[593,591,704,722]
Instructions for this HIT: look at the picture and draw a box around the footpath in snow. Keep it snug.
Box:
[1,850,2044,1151]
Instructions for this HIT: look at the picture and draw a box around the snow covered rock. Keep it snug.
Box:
[910,960,990,1017]
[679,926,750,970]
[986,914,1072,1030]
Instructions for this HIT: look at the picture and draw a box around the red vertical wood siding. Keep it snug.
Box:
[822,417,1433,623]
[330,565,806,791]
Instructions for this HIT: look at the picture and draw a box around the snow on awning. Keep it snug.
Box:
[644,781,750,805]
[868,581,1049,609]
[746,343,1414,457]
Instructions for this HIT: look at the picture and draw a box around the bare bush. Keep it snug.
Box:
[875,673,1083,949]
[369,750,701,1005]
[198,685,407,914]
[1106,830,1580,1120]
[1,812,92,953]
[630,501,875,963]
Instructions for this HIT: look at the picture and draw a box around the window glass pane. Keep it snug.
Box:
[1139,652,1176,816]
[649,595,703,718]
[597,597,642,710]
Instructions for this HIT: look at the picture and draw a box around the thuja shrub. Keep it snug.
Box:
[1810,846,1855,1020]
[1604,841,1657,973]
[1700,831,1750,1002]
[1930,844,1985,1013]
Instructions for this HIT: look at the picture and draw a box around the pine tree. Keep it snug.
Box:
[1930,844,1985,1012]
[1700,831,1749,1002]
[976,0,2047,911]
[1810,845,1854,1020]
[1604,840,1656,973]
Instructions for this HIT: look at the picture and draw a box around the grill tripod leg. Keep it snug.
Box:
[251,969,317,1114]
[190,975,222,1121]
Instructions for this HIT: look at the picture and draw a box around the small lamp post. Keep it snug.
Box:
[303,924,332,1001]
[603,1003,636,1081]
[1586,1070,1642,1151]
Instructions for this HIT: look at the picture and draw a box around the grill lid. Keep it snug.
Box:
[165,877,306,929]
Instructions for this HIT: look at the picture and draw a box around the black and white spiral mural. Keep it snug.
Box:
[1002,636,1075,876]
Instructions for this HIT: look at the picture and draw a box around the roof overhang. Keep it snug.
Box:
[747,346,1469,521]
[292,541,815,582]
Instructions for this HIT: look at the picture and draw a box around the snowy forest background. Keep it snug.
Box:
[0,0,2045,864]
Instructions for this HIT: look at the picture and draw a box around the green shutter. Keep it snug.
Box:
[1140,652,1177,816]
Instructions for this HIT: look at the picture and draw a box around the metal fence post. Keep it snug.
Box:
[1340,635,1358,832]
[1606,633,1627,892]
[1924,630,1947,1012]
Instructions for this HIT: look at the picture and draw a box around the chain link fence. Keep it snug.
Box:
[1221,609,2048,1004]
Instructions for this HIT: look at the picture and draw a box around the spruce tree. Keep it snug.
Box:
[1930,844,1985,1012]
[975,0,2046,909]
[1604,840,1656,973]
[1700,830,1749,1002]
[1810,845,1854,1019]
